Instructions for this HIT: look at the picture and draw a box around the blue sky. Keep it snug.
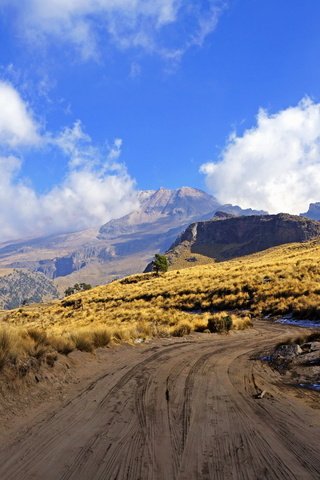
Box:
[0,0,320,240]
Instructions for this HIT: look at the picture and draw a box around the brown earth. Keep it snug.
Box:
[0,320,319,480]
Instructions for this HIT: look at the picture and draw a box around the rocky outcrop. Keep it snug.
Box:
[165,213,320,265]
[300,202,320,221]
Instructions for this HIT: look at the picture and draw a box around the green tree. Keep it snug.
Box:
[153,254,169,275]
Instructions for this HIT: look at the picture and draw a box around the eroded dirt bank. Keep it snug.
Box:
[0,320,319,480]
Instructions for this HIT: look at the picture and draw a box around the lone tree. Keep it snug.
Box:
[153,254,169,275]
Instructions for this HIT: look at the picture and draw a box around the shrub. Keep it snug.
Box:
[207,314,233,333]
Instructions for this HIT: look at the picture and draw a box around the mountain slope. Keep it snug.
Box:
[0,269,59,309]
[3,237,320,334]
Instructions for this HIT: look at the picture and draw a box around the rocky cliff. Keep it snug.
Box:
[161,213,320,268]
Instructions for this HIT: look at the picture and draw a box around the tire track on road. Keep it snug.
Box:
[0,322,319,480]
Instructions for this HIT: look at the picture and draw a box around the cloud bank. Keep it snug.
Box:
[201,98,320,214]
[0,82,138,242]
[1,0,225,60]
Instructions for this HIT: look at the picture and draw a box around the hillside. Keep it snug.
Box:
[162,213,320,269]
[2,238,320,352]
[0,269,59,309]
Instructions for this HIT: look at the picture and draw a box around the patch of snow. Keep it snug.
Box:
[276,318,320,328]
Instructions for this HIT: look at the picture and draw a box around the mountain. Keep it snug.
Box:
[0,187,267,296]
[98,188,266,240]
[0,269,59,309]
[300,202,320,220]
[98,187,220,238]
[156,213,320,270]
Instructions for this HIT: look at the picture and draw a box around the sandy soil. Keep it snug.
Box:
[0,320,319,479]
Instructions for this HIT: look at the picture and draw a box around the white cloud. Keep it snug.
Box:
[3,0,225,60]
[38,161,138,235]
[0,82,138,242]
[0,155,138,241]
[200,98,320,214]
[0,81,40,147]
[0,156,42,241]
[52,120,99,168]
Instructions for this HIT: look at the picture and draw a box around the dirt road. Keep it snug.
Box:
[0,320,319,479]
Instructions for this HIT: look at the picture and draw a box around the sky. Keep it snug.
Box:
[0,0,320,241]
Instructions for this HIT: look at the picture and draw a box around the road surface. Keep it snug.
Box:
[0,320,319,479]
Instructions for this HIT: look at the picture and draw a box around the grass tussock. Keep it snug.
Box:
[1,239,320,369]
[70,328,111,352]
[0,329,11,369]
[0,326,112,371]
[48,336,75,355]
[172,321,192,337]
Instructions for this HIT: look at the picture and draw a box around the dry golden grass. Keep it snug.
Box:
[1,238,320,369]
[0,325,112,371]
